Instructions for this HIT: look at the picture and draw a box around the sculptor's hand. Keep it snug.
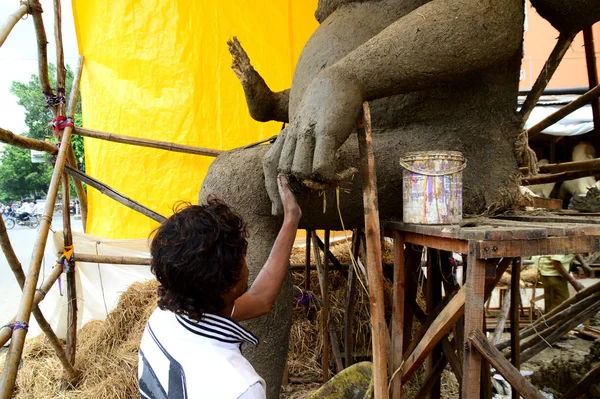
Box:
[263,68,363,214]
[277,174,301,223]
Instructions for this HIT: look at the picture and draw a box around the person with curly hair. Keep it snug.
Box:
[138,175,301,399]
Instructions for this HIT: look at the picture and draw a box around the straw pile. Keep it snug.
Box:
[498,263,540,286]
[1,280,159,399]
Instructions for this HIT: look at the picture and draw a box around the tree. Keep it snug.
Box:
[0,64,84,202]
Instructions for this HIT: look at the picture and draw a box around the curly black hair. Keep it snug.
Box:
[150,196,248,320]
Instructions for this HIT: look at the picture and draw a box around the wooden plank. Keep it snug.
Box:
[469,330,545,399]
[475,236,600,259]
[402,288,465,381]
[357,102,389,399]
[530,197,563,210]
[405,232,468,254]
[387,221,548,241]
[461,243,486,399]
[498,214,600,226]
[390,231,405,399]
[487,218,600,237]
[510,258,521,399]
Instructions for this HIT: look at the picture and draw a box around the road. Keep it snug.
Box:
[0,214,83,325]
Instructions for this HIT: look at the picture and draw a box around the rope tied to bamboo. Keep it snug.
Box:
[515,130,539,176]
[60,245,75,273]
[1,321,29,332]
[52,116,74,137]
[45,93,67,109]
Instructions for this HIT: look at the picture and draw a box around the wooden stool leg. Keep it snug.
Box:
[462,243,487,399]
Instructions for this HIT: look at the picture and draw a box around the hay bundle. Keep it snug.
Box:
[290,237,395,267]
[1,280,159,399]
[499,263,539,286]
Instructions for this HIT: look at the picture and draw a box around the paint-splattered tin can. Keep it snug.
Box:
[400,151,466,224]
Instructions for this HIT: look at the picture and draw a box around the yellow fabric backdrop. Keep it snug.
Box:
[72,1,318,238]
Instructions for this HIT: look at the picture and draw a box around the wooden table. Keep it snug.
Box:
[384,214,600,399]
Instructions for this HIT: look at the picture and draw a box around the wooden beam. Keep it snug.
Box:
[441,338,462,383]
[469,330,545,399]
[404,232,468,254]
[461,243,486,399]
[390,231,405,399]
[510,258,521,399]
[357,102,389,399]
[0,3,28,48]
[73,126,222,157]
[312,232,330,382]
[312,233,345,271]
[402,288,465,381]
[414,355,448,399]
[583,27,600,152]
[519,32,576,125]
[519,158,600,175]
[63,164,166,223]
[474,236,600,259]
[0,126,58,154]
[522,169,600,186]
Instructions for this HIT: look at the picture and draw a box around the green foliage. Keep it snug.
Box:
[0,63,84,202]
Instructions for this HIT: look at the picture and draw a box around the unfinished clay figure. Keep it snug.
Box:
[201,1,600,397]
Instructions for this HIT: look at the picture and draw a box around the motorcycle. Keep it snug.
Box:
[4,211,40,229]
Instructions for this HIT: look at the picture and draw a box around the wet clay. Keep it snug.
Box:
[201,1,600,397]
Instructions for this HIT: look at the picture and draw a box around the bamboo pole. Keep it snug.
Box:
[65,57,88,232]
[0,3,29,48]
[63,164,166,223]
[61,173,77,365]
[520,158,600,176]
[0,263,63,348]
[344,229,360,368]
[0,127,58,154]
[73,127,223,157]
[521,169,600,185]
[0,109,76,398]
[30,0,56,115]
[357,102,389,399]
[527,84,600,139]
[0,214,77,380]
[519,33,576,126]
[73,253,151,265]
[53,0,66,117]
[311,231,330,382]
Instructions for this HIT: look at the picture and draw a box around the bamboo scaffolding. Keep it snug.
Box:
[519,33,576,126]
[0,263,63,348]
[0,3,29,48]
[73,253,151,265]
[30,0,55,115]
[527,84,600,139]
[63,164,166,223]
[0,100,77,399]
[73,127,223,157]
[357,102,389,399]
[0,215,77,380]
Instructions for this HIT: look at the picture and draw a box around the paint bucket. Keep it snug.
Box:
[399,151,466,224]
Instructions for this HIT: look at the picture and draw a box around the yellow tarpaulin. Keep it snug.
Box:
[72,1,318,238]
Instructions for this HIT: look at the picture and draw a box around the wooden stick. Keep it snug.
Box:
[73,127,222,157]
[519,33,576,126]
[469,330,545,399]
[357,102,389,399]
[0,110,76,398]
[520,158,600,175]
[61,173,77,366]
[343,229,360,368]
[491,286,511,345]
[73,253,150,265]
[510,258,521,399]
[30,0,55,115]
[390,231,405,399]
[0,217,77,380]
[63,164,166,223]
[0,263,63,348]
[561,362,600,399]
[54,0,66,117]
[0,3,29,48]
[311,232,330,382]
[441,338,462,383]
[522,169,600,185]
[312,233,345,271]
[461,243,486,399]
[0,126,58,154]
[527,84,600,139]
[583,28,600,150]
[402,288,465,381]
[305,230,311,295]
